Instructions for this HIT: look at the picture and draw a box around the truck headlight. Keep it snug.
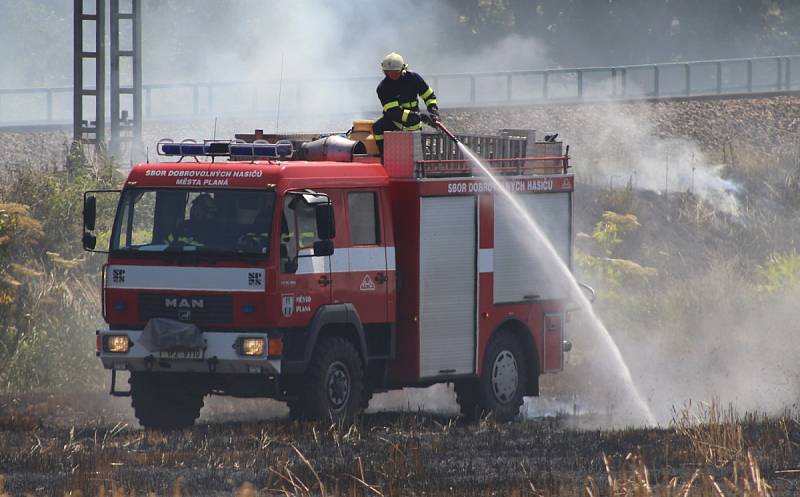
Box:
[241,338,265,356]
[105,335,130,353]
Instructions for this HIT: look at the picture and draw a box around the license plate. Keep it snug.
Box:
[158,349,205,360]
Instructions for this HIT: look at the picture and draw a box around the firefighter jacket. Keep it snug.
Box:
[376,71,438,131]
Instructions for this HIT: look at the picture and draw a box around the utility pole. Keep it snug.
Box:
[73,0,105,148]
[75,0,143,160]
[109,0,143,160]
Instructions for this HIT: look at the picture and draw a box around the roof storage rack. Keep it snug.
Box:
[414,130,570,178]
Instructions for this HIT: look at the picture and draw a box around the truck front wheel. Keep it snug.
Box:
[455,331,527,422]
[289,336,365,423]
[129,372,205,430]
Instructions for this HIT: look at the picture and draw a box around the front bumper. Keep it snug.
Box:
[97,329,281,375]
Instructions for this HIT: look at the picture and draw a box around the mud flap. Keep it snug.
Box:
[110,369,132,397]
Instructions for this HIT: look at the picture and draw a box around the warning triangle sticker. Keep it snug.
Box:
[360,274,376,291]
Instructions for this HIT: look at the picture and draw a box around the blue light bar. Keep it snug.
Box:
[230,142,293,159]
[156,139,292,159]
[160,142,207,156]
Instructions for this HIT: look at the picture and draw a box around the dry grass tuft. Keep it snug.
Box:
[171,476,188,497]
[585,450,771,497]
[234,481,258,497]
[672,400,744,468]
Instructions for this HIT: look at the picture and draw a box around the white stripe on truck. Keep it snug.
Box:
[106,266,265,292]
[296,246,394,275]
[107,246,396,288]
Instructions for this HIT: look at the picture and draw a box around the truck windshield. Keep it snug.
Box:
[111,189,276,257]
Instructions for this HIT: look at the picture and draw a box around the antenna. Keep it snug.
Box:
[276,52,284,133]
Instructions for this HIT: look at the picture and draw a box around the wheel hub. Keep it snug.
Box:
[326,361,351,411]
[491,350,518,404]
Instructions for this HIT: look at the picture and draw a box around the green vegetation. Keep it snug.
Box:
[758,250,800,294]
[0,144,121,391]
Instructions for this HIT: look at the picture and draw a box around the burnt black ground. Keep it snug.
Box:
[2,390,800,496]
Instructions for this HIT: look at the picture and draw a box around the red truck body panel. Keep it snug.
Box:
[100,131,574,390]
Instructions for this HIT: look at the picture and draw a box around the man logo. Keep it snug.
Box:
[165,298,205,309]
[178,309,191,321]
[282,294,294,318]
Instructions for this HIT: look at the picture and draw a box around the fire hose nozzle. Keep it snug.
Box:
[434,121,459,143]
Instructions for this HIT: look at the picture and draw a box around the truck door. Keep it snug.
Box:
[278,193,331,325]
[333,190,389,323]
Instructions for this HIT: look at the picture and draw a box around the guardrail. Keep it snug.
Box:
[2,54,798,126]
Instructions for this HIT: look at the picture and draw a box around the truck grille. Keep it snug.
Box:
[138,294,233,324]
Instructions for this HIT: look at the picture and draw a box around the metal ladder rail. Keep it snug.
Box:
[110,0,143,158]
[73,0,105,146]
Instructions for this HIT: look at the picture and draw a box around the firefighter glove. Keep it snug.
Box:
[420,113,434,126]
[428,106,440,122]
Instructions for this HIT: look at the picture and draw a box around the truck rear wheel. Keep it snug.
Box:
[129,372,205,430]
[289,336,364,423]
[456,331,527,422]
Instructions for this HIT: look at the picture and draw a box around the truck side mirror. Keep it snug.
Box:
[82,189,120,253]
[315,203,336,239]
[84,195,97,231]
[313,239,334,257]
[82,232,97,250]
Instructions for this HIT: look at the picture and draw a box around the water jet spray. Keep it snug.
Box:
[431,122,658,426]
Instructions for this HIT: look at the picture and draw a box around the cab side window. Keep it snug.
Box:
[348,192,380,245]
[281,195,321,272]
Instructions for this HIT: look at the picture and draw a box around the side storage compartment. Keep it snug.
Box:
[419,196,477,378]
[493,192,572,303]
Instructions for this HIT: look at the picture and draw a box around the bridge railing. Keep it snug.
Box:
[1,54,798,126]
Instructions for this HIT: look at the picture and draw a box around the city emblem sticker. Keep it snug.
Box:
[281,294,294,318]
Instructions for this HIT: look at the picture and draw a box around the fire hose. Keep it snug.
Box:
[421,114,459,143]
[433,120,459,143]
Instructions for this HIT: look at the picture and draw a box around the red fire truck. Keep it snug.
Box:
[83,128,575,429]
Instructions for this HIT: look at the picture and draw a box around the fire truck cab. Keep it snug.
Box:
[84,128,575,429]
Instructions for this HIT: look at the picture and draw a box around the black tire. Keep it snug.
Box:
[289,336,365,423]
[130,372,205,430]
[456,331,527,422]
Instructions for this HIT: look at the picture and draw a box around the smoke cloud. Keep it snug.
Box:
[566,102,741,216]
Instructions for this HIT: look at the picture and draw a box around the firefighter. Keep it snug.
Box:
[166,193,218,247]
[373,52,439,156]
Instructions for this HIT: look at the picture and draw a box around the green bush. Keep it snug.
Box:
[758,250,800,294]
[0,144,122,392]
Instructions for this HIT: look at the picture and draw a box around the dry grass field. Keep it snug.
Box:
[1,390,800,496]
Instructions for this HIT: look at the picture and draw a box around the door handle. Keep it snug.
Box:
[375,273,388,284]
[318,275,332,286]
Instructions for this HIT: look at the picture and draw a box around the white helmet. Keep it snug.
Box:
[381,52,406,72]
